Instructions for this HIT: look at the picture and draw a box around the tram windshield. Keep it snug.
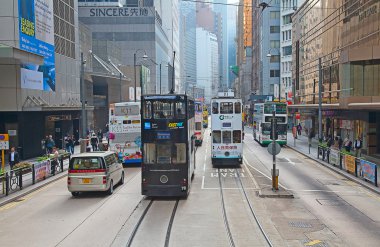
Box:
[143,143,186,164]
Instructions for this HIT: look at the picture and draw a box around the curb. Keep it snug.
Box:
[0,171,68,207]
[258,190,294,198]
[286,145,380,196]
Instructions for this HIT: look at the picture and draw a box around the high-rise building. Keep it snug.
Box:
[292,0,380,157]
[180,0,197,95]
[0,0,80,158]
[259,0,281,99]
[196,28,219,104]
[280,0,304,102]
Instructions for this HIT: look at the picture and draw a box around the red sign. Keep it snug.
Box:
[295,112,300,119]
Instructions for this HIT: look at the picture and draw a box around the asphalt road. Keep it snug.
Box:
[0,129,379,247]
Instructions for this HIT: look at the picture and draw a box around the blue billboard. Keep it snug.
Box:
[19,0,55,91]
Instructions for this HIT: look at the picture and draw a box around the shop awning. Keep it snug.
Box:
[348,103,380,110]
[288,103,340,109]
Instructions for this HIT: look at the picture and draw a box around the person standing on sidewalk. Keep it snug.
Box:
[354,136,362,157]
[8,147,20,170]
[297,123,302,136]
[51,147,59,175]
[46,135,55,154]
[90,134,99,151]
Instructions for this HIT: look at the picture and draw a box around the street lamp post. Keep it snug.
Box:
[133,50,148,102]
[80,52,87,139]
[266,48,281,101]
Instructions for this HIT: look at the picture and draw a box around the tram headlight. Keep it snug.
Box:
[160,175,169,184]
[225,151,230,157]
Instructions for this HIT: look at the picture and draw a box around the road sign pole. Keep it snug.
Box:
[271,111,279,191]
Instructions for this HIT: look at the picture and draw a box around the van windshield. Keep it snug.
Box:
[70,157,104,170]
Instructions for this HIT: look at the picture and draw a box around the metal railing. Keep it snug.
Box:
[318,145,378,187]
[1,155,70,197]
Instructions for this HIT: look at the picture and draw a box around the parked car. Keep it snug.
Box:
[68,151,124,197]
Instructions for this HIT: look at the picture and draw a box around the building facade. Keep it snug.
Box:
[196,27,219,104]
[180,0,197,94]
[0,0,81,158]
[292,0,380,159]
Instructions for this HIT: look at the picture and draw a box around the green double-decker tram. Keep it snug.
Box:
[253,102,288,146]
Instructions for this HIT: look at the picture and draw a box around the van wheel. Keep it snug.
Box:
[107,180,114,195]
[120,172,125,185]
[71,192,80,197]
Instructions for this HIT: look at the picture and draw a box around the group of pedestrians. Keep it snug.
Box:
[64,135,75,154]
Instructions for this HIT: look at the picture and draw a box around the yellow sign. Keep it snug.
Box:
[345,155,356,174]
[0,134,9,141]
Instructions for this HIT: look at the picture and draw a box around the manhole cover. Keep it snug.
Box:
[288,221,313,228]
[316,199,345,206]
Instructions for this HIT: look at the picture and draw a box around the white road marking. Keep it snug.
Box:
[201,175,205,189]
[284,157,296,166]
[243,157,289,190]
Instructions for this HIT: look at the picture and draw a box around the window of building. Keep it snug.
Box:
[270,70,280,77]
[270,40,280,48]
[283,46,292,56]
[270,26,280,33]
[270,11,280,19]
[270,55,280,63]
[283,14,292,25]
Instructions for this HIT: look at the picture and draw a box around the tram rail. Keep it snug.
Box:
[217,168,273,247]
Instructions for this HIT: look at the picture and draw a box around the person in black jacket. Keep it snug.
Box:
[90,134,99,151]
[8,147,20,170]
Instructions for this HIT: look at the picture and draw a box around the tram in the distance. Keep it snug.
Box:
[211,94,243,166]
[141,94,195,197]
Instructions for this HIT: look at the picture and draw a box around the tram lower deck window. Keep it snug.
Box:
[195,122,202,130]
[143,143,186,164]
[233,130,241,143]
[213,131,221,143]
[222,131,232,144]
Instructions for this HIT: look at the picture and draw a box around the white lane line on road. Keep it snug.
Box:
[243,157,289,190]
[202,176,205,189]
[243,160,260,189]
[284,157,296,166]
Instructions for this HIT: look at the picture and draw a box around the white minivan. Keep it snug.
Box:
[68,151,124,197]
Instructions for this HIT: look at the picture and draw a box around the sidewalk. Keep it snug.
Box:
[286,131,380,195]
[0,146,80,205]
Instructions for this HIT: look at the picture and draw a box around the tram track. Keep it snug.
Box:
[126,199,180,247]
[217,168,273,247]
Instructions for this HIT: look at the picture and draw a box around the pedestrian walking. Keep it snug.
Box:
[64,134,71,153]
[297,123,302,136]
[97,129,103,142]
[354,136,362,157]
[51,147,59,175]
[292,125,297,139]
[344,136,352,152]
[90,134,99,151]
[69,135,75,154]
[46,135,55,154]
[8,147,20,170]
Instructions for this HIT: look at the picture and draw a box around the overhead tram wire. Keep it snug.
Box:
[180,0,348,10]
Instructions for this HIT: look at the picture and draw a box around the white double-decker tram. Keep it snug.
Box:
[210,93,243,166]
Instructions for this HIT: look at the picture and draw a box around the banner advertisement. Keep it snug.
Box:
[34,160,51,181]
[345,155,356,174]
[19,0,55,91]
[359,160,377,184]
[329,149,340,166]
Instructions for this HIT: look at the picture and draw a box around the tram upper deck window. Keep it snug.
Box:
[233,130,241,143]
[213,130,221,143]
[222,131,232,144]
[143,101,152,119]
[195,122,202,130]
[220,102,233,114]
[234,102,241,113]
[153,101,174,119]
[175,102,186,119]
[212,102,219,114]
